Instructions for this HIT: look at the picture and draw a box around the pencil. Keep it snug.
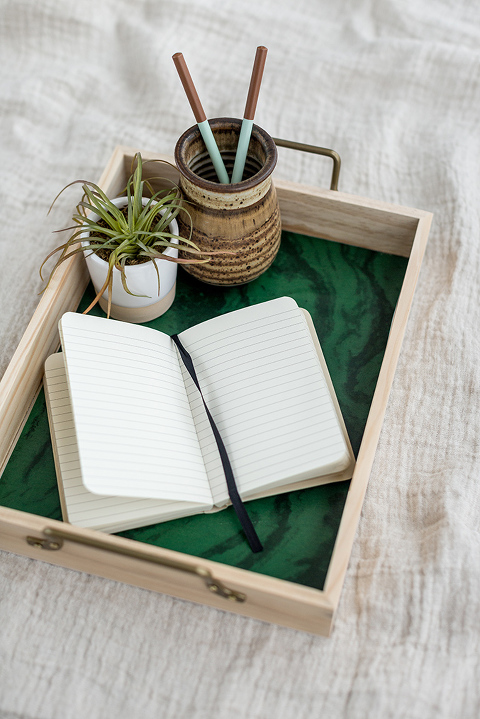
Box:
[231,46,268,184]
[172,53,230,184]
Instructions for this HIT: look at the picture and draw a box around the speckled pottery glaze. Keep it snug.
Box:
[174,118,281,286]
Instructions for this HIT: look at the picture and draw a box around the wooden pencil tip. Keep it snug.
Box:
[172,52,207,123]
[244,46,268,120]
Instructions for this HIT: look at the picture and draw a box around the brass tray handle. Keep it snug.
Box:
[273,138,341,191]
[27,527,246,603]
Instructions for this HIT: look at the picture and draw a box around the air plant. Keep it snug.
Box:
[40,153,221,317]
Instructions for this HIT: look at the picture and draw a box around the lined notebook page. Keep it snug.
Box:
[59,313,212,505]
[178,297,351,505]
[44,353,207,532]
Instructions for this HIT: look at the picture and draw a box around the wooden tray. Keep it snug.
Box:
[0,146,432,635]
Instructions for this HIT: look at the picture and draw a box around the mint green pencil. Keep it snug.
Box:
[231,46,268,184]
[173,53,230,184]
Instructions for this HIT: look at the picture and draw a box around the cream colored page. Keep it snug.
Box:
[59,313,212,505]
[178,298,350,505]
[44,353,208,533]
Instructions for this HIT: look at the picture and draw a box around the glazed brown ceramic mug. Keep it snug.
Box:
[174,117,281,286]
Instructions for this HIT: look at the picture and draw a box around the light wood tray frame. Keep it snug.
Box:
[0,146,432,636]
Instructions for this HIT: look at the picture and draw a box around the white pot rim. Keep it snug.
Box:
[80,196,179,268]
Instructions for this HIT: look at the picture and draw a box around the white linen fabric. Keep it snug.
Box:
[1,1,480,717]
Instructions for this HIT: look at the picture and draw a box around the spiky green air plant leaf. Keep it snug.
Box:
[40,153,233,318]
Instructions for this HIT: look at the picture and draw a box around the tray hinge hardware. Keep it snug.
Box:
[26,527,246,603]
[27,535,64,551]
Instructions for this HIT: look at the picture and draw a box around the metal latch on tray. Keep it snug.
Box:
[27,527,246,603]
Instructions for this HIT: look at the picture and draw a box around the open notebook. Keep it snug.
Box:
[44,297,355,533]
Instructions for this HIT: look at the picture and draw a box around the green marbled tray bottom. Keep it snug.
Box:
[0,231,407,590]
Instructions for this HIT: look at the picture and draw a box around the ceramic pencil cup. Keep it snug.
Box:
[174,117,281,286]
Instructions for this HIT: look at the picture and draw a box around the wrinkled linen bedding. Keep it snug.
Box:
[0,1,479,717]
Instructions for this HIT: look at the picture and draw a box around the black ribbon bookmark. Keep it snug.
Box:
[171,334,263,553]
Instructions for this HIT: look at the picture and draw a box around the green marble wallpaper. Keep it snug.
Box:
[0,231,407,590]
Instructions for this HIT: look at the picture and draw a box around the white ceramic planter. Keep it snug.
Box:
[81,197,179,323]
